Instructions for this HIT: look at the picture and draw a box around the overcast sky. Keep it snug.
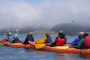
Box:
[0,0,90,28]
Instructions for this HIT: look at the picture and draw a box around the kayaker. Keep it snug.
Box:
[42,32,53,44]
[48,30,66,46]
[77,33,89,49]
[23,32,34,44]
[71,32,84,46]
[1,32,13,42]
[11,34,22,43]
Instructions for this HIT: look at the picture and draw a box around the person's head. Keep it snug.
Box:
[58,30,63,36]
[7,32,11,37]
[83,33,89,38]
[78,32,84,38]
[45,32,49,37]
[28,32,32,37]
[14,34,18,38]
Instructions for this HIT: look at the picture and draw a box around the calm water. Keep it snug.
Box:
[0,36,90,60]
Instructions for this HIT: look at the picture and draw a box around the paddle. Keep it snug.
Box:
[35,43,71,49]
[0,41,3,45]
[35,44,45,49]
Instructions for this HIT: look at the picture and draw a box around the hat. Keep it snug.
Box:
[28,32,32,35]
[78,32,84,35]
[59,30,63,33]
[7,32,11,35]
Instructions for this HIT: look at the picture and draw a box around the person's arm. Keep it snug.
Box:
[55,37,58,41]
[19,39,22,42]
[77,38,85,48]
[71,39,77,45]
[43,37,47,43]
[10,39,14,43]
[1,37,8,42]
[64,37,67,44]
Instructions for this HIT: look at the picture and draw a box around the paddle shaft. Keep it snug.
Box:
[66,43,71,44]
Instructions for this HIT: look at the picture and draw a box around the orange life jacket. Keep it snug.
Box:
[56,37,65,46]
[85,36,90,47]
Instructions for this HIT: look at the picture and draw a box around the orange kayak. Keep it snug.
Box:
[3,41,90,54]
[28,41,90,54]
[41,46,90,54]
[2,41,35,49]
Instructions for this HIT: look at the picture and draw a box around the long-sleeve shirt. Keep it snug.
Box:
[77,38,86,48]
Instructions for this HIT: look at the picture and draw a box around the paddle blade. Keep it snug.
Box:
[0,43,3,45]
[35,39,44,44]
[35,44,45,49]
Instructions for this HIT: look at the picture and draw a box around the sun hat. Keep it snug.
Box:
[78,32,84,35]
[7,32,11,35]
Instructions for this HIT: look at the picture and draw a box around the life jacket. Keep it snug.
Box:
[85,36,90,47]
[45,36,51,43]
[56,37,65,46]
[28,37,34,42]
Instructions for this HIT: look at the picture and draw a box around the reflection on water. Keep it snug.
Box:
[24,48,35,52]
[79,54,90,59]
[24,49,90,60]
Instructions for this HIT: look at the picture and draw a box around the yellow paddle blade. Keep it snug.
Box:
[35,44,45,49]
[0,43,3,45]
[35,39,44,44]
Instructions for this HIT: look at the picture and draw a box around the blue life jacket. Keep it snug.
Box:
[45,36,51,43]
[28,37,34,42]
[71,38,80,45]
[8,36,14,43]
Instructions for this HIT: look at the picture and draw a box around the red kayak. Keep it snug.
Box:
[2,41,35,49]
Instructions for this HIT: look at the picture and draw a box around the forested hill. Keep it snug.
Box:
[50,23,90,36]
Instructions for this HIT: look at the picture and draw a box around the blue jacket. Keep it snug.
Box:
[10,34,21,43]
[28,37,34,42]
[71,38,80,45]
[8,36,14,43]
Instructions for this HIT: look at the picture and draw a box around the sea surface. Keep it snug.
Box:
[0,36,90,60]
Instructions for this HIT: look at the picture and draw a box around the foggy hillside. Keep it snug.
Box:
[51,23,90,36]
[0,23,90,36]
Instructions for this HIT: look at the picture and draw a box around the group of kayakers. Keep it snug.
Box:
[1,30,90,49]
[1,32,21,43]
[71,32,90,49]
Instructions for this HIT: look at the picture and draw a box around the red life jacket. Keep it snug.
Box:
[56,37,65,46]
[85,36,90,47]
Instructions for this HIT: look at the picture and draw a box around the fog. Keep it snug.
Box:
[0,0,90,29]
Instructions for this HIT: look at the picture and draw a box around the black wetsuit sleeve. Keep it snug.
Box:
[23,36,29,44]
[48,40,57,47]
[55,37,58,40]
[64,38,67,44]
